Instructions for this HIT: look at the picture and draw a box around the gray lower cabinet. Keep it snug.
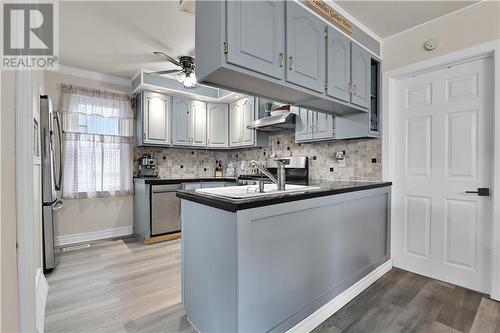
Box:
[285,1,326,93]
[136,91,171,146]
[172,97,207,147]
[226,0,284,80]
[133,181,182,242]
[295,108,334,142]
[207,103,229,148]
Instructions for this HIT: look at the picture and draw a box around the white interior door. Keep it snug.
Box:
[393,57,493,293]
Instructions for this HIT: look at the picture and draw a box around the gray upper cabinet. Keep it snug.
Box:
[295,108,334,142]
[229,101,241,147]
[229,97,268,148]
[295,107,313,141]
[173,98,207,147]
[326,27,351,103]
[351,43,371,109]
[226,1,285,80]
[285,1,326,93]
[314,111,335,140]
[190,101,207,147]
[240,98,255,146]
[196,0,380,115]
[207,103,229,148]
[136,91,171,146]
[172,97,191,146]
[230,98,255,147]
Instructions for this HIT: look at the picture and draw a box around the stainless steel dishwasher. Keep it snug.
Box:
[151,184,182,235]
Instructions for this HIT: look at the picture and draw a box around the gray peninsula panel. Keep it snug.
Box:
[181,185,391,332]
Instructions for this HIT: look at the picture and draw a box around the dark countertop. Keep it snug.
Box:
[176,180,392,212]
[134,177,237,185]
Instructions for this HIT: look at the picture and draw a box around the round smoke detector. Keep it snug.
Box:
[424,38,439,51]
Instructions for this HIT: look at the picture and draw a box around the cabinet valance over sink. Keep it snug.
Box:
[195,0,381,116]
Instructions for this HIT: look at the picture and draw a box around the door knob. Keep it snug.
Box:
[465,188,490,196]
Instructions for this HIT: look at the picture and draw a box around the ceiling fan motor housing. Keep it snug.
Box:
[179,56,195,74]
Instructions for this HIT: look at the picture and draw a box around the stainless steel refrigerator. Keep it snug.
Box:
[40,95,63,272]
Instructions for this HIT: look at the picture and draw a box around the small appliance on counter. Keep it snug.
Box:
[138,153,159,178]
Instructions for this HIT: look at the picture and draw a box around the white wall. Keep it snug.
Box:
[1,70,20,333]
[382,1,500,71]
[44,70,133,241]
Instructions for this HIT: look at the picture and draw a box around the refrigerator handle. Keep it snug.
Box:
[54,111,63,191]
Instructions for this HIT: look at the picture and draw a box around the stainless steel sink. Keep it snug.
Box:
[195,184,320,199]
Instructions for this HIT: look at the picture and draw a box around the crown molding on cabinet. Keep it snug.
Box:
[132,69,244,103]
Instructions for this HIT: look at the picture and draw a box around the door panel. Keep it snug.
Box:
[446,110,477,179]
[172,97,190,146]
[326,27,351,102]
[226,0,284,79]
[229,101,241,147]
[351,43,370,109]
[207,103,229,148]
[394,58,493,293]
[190,100,207,147]
[445,199,477,270]
[240,98,255,146]
[405,195,431,259]
[286,1,325,93]
[144,92,170,144]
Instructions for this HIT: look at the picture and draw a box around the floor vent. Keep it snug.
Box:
[57,243,91,252]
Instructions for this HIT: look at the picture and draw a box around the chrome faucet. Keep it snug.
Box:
[249,158,289,191]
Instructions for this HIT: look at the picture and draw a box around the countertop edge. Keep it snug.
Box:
[176,182,392,212]
[134,177,237,185]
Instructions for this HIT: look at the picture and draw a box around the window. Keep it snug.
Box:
[60,84,134,199]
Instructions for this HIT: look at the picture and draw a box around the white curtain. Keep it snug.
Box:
[60,84,134,199]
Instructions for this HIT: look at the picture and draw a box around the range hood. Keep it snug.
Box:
[246,112,296,132]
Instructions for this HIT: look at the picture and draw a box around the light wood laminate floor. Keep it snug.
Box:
[45,238,500,333]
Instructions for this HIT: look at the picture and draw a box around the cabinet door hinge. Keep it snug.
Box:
[223,42,228,54]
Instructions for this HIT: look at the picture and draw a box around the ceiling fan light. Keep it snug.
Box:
[176,71,186,83]
[183,73,196,88]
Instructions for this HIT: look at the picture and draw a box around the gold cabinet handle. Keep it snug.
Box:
[143,132,146,140]
[279,53,284,67]
[352,84,357,95]
[347,83,352,94]
[288,56,293,70]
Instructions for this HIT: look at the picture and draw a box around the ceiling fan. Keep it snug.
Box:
[150,51,196,88]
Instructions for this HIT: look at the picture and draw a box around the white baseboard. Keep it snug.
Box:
[35,268,49,333]
[54,226,133,246]
[287,259,393,333]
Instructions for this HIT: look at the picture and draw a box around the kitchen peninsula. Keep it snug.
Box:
[177,181,392,332]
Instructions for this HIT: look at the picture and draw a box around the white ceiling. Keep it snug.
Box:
[334,1,479,39]
[59,1,195,79]
[59,1,480,80]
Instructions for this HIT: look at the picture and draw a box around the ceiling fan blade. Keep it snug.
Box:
[148,69,182,75]
[153,51,181,66]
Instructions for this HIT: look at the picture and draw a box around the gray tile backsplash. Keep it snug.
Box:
[135,133,382,181]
